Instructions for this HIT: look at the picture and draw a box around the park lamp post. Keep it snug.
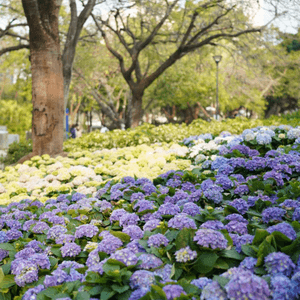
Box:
[213,55,222,120]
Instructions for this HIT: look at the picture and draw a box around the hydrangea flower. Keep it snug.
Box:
[143,219,160,232]
[74,224,99,239]
[175,246,197,262]
[130,270,156,289]
[265,252,295,276]
[267,222,297,240]
[168,213,197,230]
[262,207,286,223]
[123,225,144,240]
[194,229,228,250]
[110,249,138,266]
[163,285,186,299]
[98,234,123,254]
[200,220,225,230]
[60,242,81,258]
[240,257,257,272]
[47,225,67,239]
[148,233,169,248]
[230,198,249,214]
[270,274,296,300]
[225,221,248,235]
[119,213,140,227]
[191,277,212,290]
[200,281,227,300]
[137,254,163,269]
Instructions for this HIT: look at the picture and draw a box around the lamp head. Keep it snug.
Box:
[213,55,222,63]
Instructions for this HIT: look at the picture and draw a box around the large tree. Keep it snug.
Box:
[91,0,273,127]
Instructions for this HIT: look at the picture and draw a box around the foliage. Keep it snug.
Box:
[63,116,298,152]
[0,123,300,299]
[0,139,32,167]
[0,100,32,139]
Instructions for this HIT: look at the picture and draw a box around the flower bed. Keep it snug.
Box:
[0,124,300,299]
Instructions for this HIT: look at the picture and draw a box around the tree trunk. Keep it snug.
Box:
[20,0,65,161]
[131,90,144,128]
[31,47,64,155]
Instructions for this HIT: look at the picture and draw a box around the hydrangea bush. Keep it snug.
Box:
[0,124,300,299]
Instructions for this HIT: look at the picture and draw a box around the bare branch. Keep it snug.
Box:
[0,44,30,56]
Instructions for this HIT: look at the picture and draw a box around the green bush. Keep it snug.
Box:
[0,139,32,166]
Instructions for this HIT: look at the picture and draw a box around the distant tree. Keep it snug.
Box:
[91,0,277,127]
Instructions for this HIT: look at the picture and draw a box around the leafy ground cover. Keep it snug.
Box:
[0,123,300,299]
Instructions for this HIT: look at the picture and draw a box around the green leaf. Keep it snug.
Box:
[0,275,15,289]
[43,287,59,298]
[164,230,179,242]
[193,252,218,274]
[102,262,120,275]
[253,229,269,245]
[75,291,90,300]
[0,269,4,284]
[100,288,116,300]
[175,228,195,250]
[241,245,257,257]
[213,275,230,289]
[220,249,245,261]
[214,258,230,270]
[257,238,275,266]
[0,244,14,251]
[109,231,131,243]
[111,284,129,294]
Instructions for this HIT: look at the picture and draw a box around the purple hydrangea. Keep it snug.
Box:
[123,225,144,240]
[203,185,223,204]
[200,281,227,300]
[234,234,254,253]
[280,199,300,209]
[111,249,138,266]
[163,285,186,299]
[168,213,197,230]
[182,202,201,216]
[98,234,123,254]
[240,257,257,272]
[200,220,225,230]
[0,231,8,243]
[12,259,39,287]
[267,222,297,240]
[262,207,286,223]
[134,200,155,212]
[0,249,9,261]
[154,264,173,282]
[126,240,146,254]
[175,246,197,262]
[60,242,81,258]
[22,284,45,300]
[230,198,249,214]
[225,214,248,223]
[141,183,156,195]
[224,269,270,300]
[55,234,75,244]
[47,225,67,239]
[29,253,51,270]
[15,248,36,259]
[130,192,146,202]
[157,203,181,216]
[263,171,284,186]
[265,252,295,276]
[119,213,140,227]
[271,274,296,300]
[74,224,99,238]
[292,207,300,221]
[128,288,150,300]
[25,240,44,253]
[143,219,161,232]
[6,229,22,240]
[147,233,169,248]
[193,229,228,250]
[225,221,248,235]
[137,254,163,270]
[130,270,156,289]
[191,277,212,290]
[31,222,50,234]
[110,208,127,222]
[234,184,249,196]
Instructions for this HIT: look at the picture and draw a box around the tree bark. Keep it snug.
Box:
[21,0,64,157]
[131,89,144,128]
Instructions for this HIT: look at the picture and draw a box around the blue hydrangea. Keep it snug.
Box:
[194,229,228,250]
[98,233,123,254]
[148,233,169,248]
[130,270,155,289]
[111,249,138,266]
[182,202,201,216]
[137,254,163,269]
[175,246,197,262]
[123,225,144,240]
[265,252,295,276]
[200,281,227,300]
[168,213,197,230]
[225,269,270,300]
[163,284,186,299]
[225,221,248,235]
[230,198,249,214]
[267,222,297,240]
[60,242,81,258]
[200,220,225,230]
[262,207,286,223]
[143,219,160,232]
[256,133,272,145]
[270,274,297,300]
[191,277,212,290]
[74,224,99,238]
